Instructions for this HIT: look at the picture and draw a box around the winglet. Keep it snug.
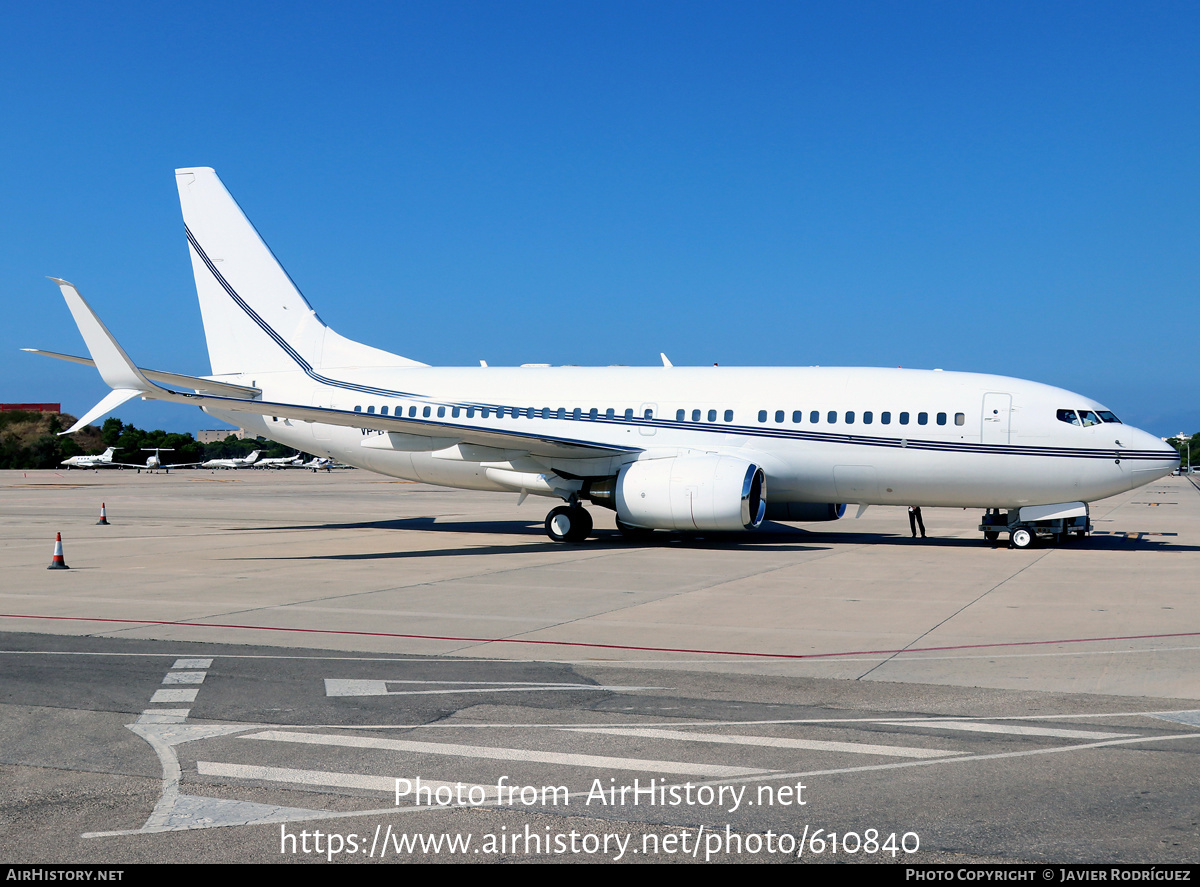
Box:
[50,279,157,392]
[60,389,142,435]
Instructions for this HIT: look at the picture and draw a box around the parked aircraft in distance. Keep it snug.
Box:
[257,453,305,468]
[61,446,119,469]
[200,450,261,470]
[31,168,1179,547]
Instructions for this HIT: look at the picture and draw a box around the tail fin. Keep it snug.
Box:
[175,168,425,377]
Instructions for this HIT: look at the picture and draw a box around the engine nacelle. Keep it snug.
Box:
[764,502,846,522]
[611,454,767,531]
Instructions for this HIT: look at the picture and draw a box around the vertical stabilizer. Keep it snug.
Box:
[175,168,423,377]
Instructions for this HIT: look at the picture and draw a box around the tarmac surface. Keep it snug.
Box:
[2,467,1198,863]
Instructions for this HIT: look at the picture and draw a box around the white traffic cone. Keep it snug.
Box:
[96,502,110,525]
[47,533,69,570]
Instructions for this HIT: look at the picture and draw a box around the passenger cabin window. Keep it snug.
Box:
[589,408,598,420]
[676,409,685,421]
[954,412,965,426]
[936,412,947,425]
[367,406,375,414]
[724,410,734,422]
[899,412,909,425]
[624,408,634,420]
[558,408,567,420]
[466,407,475,418]
[572,408,581,420]
[437,407,446,418]
[758,410,767,423]
[605,408,615,420]
[863,411,873,424]
[422,406,431,417]
[845,411,855,424]
[644,408,653,419]
[354,406,362,413]
[881,411,891,424]
[409,406,418,417]
[452,407,460,418]
[692,409,701,422]
[810,411,820,424]
[827,411,837,424]
[792,410,802,423]
[918,412,928,425]
[381,406,388,416]
[774,410,784,423]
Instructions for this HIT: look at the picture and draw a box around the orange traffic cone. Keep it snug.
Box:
[96,502,110,525]
[47,533,69,570]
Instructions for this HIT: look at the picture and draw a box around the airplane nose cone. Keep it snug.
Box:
[1123,426,1180,485]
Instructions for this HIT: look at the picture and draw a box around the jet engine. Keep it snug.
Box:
[586,454,767,531]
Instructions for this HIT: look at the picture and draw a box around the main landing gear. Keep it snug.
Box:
[545,504,592,543]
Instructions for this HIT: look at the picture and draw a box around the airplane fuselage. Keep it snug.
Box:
[207,364,1176,510]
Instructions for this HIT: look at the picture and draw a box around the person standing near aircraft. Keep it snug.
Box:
[909,506,926,538]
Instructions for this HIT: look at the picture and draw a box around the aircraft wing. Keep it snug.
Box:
[34,280,636,461]
[22,349,261,398]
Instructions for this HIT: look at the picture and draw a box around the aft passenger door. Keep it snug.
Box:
[981,393,1011,445]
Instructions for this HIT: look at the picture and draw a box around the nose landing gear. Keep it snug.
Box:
[545,504,593,543]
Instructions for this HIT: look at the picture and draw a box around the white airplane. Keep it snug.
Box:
[200,450,261,469]
[61,446,119,469]
[31,168,1179,547]
[257,452,305,468]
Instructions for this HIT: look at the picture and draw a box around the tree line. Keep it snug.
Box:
[0,412,302,469]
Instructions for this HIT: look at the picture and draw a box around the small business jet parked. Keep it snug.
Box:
[257,453,305,468]
[31,168,1179,547]
[61,446,119,469]
[200,450,261,469]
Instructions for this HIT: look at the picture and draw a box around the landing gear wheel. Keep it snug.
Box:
[545,506,592,543]
[983,530,999,542]
[1010,527,1034,549]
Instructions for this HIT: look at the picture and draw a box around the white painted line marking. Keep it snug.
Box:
[560,727,957,759]
[244,730,770,777]
[879,720,1135,740]
[163,671,206,685]
[172,658,212,669]
[197,761,499,799]
[137,709,190,724]
[150,688,199,703]
[323,679,660,697]
[1152,711,1200,728]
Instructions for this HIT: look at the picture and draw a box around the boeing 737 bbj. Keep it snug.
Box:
[29,168,1179,547]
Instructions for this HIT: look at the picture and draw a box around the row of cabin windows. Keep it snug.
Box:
[756,409,965,427]
[352,403,965,429]
[354,404,655,421]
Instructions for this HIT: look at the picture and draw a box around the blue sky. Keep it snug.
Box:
[3,2,1198,437]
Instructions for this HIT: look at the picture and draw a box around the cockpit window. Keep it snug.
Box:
[1078,410,1101,427]
[1097,410,1122,424]
[1057,409,1080,426]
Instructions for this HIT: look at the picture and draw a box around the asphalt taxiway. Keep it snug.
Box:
[2,468,1198,863]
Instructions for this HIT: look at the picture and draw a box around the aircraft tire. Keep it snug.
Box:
[1010,527,1034,549]
[546,506,591,543]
